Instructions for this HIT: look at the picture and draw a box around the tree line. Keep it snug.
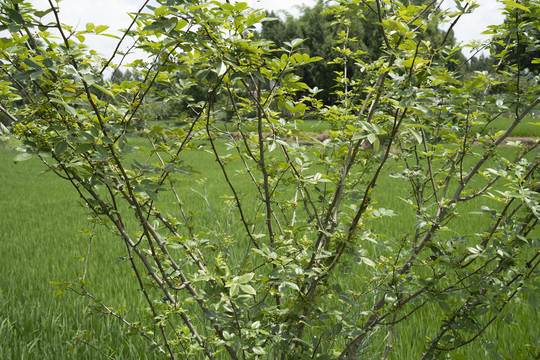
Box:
[100,0,539,125]
[1,0,538,129]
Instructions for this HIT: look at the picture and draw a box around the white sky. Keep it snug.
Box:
[31,0,504,59]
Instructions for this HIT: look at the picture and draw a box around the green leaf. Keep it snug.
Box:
[196,69,210,81]
[236,272,254,284]
[502,0,530,12]
[154,5,168,17]
[34,8,54,18]
[415,104,433,116]
[75,143,93,154]
[361,257,376,267]
[4,8,24,25]
[14,69,44,81]
[246,12,258,27]
[229,283,239,297]
[332,322,343,335]
[233,2,249,11]
[216,61,227,77]
[95,144,109,158]
[99,33,120,40]
[95,25,109,34]
[22,58,42,70]
[54,140,68,156]
[438,301,452,313]
[223,331,234,341]
[284,38,304,49]
[176,19,188,30]
[408,128,422,144]
[240,284,256,295]
[280,281,299,292]
[83,74,100,86]
[92,83,115,98]
[101,136,114,144]
[399,97,414,108]
[13,152,32,163]
[64,104,77,117]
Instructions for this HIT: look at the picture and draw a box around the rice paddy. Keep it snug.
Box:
[1,126,538,359]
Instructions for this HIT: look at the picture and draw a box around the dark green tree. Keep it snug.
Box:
[492,0,540,73]
[260,0,463,104]
[261,1,383,104]
[110,68,136,84]
[467,53,496,73]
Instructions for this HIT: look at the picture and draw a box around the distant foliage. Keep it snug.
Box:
[259,0,463,105]
[490,0,540,74]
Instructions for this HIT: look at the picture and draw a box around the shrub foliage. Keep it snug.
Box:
[1,0,539,359]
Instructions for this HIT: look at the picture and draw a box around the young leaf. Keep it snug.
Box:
[95,25,109,34]
[502,0,530,12]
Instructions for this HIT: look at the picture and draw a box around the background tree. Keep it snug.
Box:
[110,68,132,84]
[466,53,495,72]
[261,0,384,104]
[491,0,540,74]
[260,0,463,105]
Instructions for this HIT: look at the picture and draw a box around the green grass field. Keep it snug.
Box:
[0,148,162,359]
[148,112,540,139]
[477,114,540,137]
[1,133,538,359]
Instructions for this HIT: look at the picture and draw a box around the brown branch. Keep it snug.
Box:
[440,2,469,48]
[100,0,151,74]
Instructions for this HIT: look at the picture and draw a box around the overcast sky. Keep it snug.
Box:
[32,0,505,59]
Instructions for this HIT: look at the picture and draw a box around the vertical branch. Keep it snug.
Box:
[256,78,276,246]
[206,74,260,249]
[515,9,521,115]
[381,315,397,360]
